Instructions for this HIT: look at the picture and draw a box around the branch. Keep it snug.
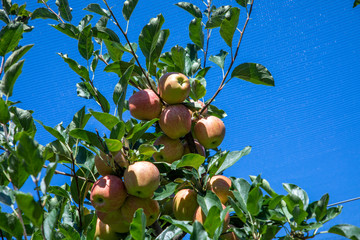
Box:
[12,184,28,240]
[40,0,65,24]
[200,0,255,115]
[43,165,94,183]
[203,1,212,68]
[70,152,83,229]
[32,177,46,239]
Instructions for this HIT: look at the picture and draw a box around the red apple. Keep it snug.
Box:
[193,204,230,232]
[159,104,191,139]
[207,175,232,204]
[123,161,160,198]
[153,135,184,163]
[119,195,160,226]
[129,89,162,120]
[194,116,225,149]
[183,140,206,157]
[94,218,120,239]
[96,209,130,233]
[173,189,198,221]
[90,175,127,212]
[159,72,190,104]
[95,151,129,176]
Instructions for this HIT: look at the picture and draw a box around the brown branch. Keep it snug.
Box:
[200,0,255,115]
[43,165,94,183]
[40,0,65,23]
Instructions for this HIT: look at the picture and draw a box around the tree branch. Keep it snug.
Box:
[40,0,65,24]
[43,165,94,183]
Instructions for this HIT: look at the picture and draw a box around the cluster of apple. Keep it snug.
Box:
[91,151,161,236]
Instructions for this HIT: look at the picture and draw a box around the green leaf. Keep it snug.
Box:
[206,104,227,119]
[110,121,126,140]
[31,7,58,20]
[155,225,182,240]
[89,109,120,130]
[189,79,206,101]
[249,175,277,197]
[105,61,142,77]
[236,0,250,7]
[15,192,43,227]
[123,0,138,21]
[228,197,246,223]
[4,44,33,72]
[70,167,93,205]
[76,82,93,99]
[321,205,342,224]
[44,208,59,240]
[0,59,24,97]
[175,2,202,18]
[113,65,134,120]
[51,23,80,39]
[17,132,44,176]
[83,3,110,17]
[104,138,122,152]
[40,161,58,194]
[153,182,178,201]
[191,221,209,240]
[171,154,205,170]
[127,119,158,145]
[58,53,90,81]
[130,208,147,240]
[0,186,14,206]
[138,144,157,157]
[189,18,204,49]
[246,186,262,216]
[0,22,24,56]
[171,45,186,73]
[354,0,360,7]
[161,215,193,234]
[328,224,360,240]
[205,6,231,29]
[10,107,35,134]
[36,120,66,143]
[92,26,120,43]
[58,223,81,240]
[197,191,222,216]
[231,178,251,213]
[209,50,228,70]
[55,0,72,22]
[78,14,93,32]
[78,24,93,60]
[292,206,308,224]
[220,7,240,47]
[315,193,329,222]
[7,155,29,189]
[69,129,103,150]
[231,63,274,86]
[0,9,10,24]
[282,183,309,210]
[0,212,23,239]
[139,14,165,59]
[0,98,10,124]
[203,206,223,237]
[215,146,251,175]
[104,40,124,62]
[67,106,91,132]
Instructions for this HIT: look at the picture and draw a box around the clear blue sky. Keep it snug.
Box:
[5,0,360,238]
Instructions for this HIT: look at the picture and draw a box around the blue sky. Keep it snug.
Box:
[3,0,360,238]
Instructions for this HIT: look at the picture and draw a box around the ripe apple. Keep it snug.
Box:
[207,175,232,204]
[94,218,120,239]
[193,116,225,149]
[153,135,184,163]
[183,140,206,157]
[90,175,127,212]
[159,104,191,139]
[129,89,162,120]
[96,209,130,233]
[159,72,190,104]
[193,204,230,232]
[123,161,160,198]
[220,232,239,240]
[119,195,160,226]
[173,189,198,221]
[95,151,129,176]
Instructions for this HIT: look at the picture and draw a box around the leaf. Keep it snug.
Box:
[10,107,35,134]
[205,6,231,29]
[189,18,204,49]
[69,129,103,150]
[206,104,227,119]
[171,45,186,73]
[246,186,262,216]
[17,132,44,176]
[113,65,134,120]
[315,193,329,222]
[155,225,182,240]
[0,22,24,56]
[58,53,90,81]
[67,106,91,132]
[328,224,360,240]
[15,192,43,227]
[76,82,93,99]
[292,206,308,224]
[104,138,122,152]
[228,197,246,223]
[78,14,93,32]
[282,183,309,210]
[197,191,222,216]
[51,23,80,39]
[209,50,228,70]
[215,146,251,175]
[231,63,274,86]
[130,208,147,240]
[55,0,72,22]
[161,215,193,234]
[138,144,157,157]
[249,175,277,197]
[7,155,29,189]
[40,161,58,194]
[36,120,66,143]
[83,3,110,17]
[189,79,206,101]
[236,0,250,7]
[0,9,10,24]
[70,167,93,205]
[153,182,178,201]
[0,185,15,206]
[31,7,58,20]
[104,61,142,77]
[220,7,240,47]
[175,2,202,18]
[231,178,251,213]
[44,208,59,240]
[78,24,94,60]
[0,212,23,239]
[171,154,205,170]
[139,14,165,59]
[123,0,138,21]
[92,26,120,43]
[0,98,10,124]
[58,223,81,240]
[127,119,158,145]
[321,205,342,224]
[0,59,24,97]
[191,221,209,240]
[104,40,124,62]
[89,109,120,130]
[110,121,126,140]
[4,44,33,72]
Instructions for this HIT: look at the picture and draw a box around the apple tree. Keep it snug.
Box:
[1,0,360,239]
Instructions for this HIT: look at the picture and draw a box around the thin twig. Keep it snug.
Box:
[40,0,65,23]
[12,184,28,240]
[328,196,360,207]
[43,165,94,183]
[200,0,255,115]
[203,1,212,68]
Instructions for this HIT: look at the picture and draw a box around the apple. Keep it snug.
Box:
[173,189,198,221]
[119,195,160,226]
[183,140,206,157]
[159,104,191,139]
[90,175,127,212]
[95,151,129,176]
[207,175,232,204]
[94,218,120,240]
[193,116,225,149]
[159,72,190,104]
[153,135,184,163]
[123,161,160,198]
[129,89,162,120]
[220,232,239,240]
[96,210,130,233]
[193,204,230,232]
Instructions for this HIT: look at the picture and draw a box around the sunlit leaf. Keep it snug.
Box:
[231,63,274,86]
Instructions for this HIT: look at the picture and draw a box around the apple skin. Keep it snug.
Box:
[173,189,198,221]
[193,204,230,232]
[193,116,225,149]
[90,175,127,212]
[95,151,129,176]
[207,175,232,204]
[96,210,130,233]
[94,218,120,240]
[153,135,184,163]
[159,72,190,104]
[183,140,206,157]
[119,195,160,226]
[123,161,160,198]
[220,232,239,240]
[129,89,162,120]
[159,104,192,139]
